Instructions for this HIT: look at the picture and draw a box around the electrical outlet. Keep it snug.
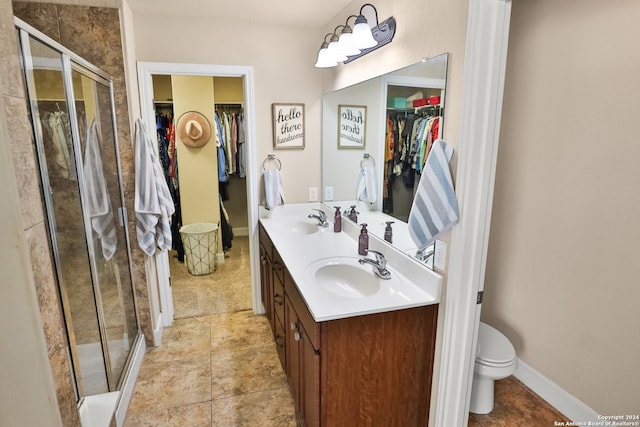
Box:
[433,240,447,272]
[308,187,318,201]
[324,186,334,201]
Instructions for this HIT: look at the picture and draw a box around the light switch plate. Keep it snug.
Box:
[308,187,318,201]
[434,240,447,272]
[324,186,334,201]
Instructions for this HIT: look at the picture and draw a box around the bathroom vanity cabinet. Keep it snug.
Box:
[259,223,439,426]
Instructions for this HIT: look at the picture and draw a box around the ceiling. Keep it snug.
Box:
[127,0,354,28]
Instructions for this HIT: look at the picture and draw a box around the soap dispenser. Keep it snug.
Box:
[384,221,394,243]
[348,205,358,223]
[333,206,342,232]
[358,223,369,255]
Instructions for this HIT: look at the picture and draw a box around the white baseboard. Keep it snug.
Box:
[234,226,249,236]
[152,312,163,346]
[514,358,600,423]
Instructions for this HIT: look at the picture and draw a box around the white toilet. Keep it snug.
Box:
[469,322,518,414]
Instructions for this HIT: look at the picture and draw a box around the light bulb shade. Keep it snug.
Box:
[338,32,361,56]
[327,40,348,62]
[315,47,337,68]
[352,17,377,49]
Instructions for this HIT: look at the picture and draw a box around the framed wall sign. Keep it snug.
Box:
[272,103,305,149]
[338,104,367,149]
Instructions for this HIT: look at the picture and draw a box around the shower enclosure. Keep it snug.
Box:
[16,17,142,415]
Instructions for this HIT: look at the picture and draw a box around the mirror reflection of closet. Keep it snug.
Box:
[321,53,448,265]
[384,85,444,222]
[18,24,140,399]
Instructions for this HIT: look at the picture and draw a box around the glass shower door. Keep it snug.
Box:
[19,26,139,400]
[70,63,139,392]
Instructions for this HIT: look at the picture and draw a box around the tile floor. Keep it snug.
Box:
[124,236,297,426]
[124,236,568,426]
[468,376,570,426]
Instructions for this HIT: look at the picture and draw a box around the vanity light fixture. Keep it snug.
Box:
[314,3,396,68]
[314,33,339,68]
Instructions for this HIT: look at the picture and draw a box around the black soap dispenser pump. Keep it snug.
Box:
[384,221,394,243]
[358,223,369,255]
[333,206,342,232]
[348,205,358,223]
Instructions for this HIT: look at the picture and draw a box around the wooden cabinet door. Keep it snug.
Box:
[285,296,301,410]
[259,243,274,331]
[300,328,320,427]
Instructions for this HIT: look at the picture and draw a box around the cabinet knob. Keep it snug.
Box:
[274,294,283,305]
[294,331,301,342]
[290,322,297,331]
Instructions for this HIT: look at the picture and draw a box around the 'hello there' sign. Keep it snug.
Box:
[338,105,366,149]
[272,103,305,149]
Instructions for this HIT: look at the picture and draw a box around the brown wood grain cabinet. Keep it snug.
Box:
[259,223,438,426]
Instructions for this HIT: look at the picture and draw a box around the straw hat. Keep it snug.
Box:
[177,111,211,148]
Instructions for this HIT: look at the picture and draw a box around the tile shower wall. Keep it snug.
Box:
[2,1,80,425]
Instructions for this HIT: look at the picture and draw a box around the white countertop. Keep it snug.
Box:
[259,203,442,322]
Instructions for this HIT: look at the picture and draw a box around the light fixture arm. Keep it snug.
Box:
[359,3,379,25]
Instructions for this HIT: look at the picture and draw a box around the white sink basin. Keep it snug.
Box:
[270,218,320,235]
[306,257,400,298]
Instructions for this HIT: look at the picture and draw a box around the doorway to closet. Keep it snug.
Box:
[137,63,261,338]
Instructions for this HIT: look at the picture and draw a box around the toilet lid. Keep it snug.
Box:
[477,322,516,365]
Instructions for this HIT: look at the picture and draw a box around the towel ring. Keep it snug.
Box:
[262,154,282,171]
[360,153,375,168]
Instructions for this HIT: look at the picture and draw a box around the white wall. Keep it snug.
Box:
[130,11,325,203]
[0,57,63,427]
[483,0,640,414]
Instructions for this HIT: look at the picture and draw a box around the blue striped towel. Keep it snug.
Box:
[408,139,459,250]
[134,119,175,256]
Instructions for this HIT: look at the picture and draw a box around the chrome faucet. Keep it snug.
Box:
[359,250,391,280]
[308,209,329,227]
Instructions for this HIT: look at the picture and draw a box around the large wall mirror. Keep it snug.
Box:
[321,53,448,266]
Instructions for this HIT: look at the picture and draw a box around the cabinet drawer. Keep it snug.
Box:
[273,274,285,328]
[258,223,273,260]
[273,314,286,370]
[272,249,285,283]
[285,270,320,350]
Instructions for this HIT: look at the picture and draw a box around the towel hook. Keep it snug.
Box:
[262,154,282,171]
[360,153,375,168]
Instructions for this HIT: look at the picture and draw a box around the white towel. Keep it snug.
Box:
[356,164,378,203]
[83,119,117,260]
[264,169,285,210]
[134,119,175,256]
[408,139,459,251]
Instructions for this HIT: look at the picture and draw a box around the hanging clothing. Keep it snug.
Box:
[220,196,233,251]
[46,110,76,180]
[83,119,117,260]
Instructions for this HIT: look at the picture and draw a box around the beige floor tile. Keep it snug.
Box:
[211,386,297,427]
[211,310,273,353]
[143,315,211,364]
[127,356,211,415]
[124,401,211,427]
[211,344,288,399]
